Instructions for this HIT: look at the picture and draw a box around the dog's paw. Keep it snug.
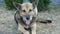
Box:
[24,31,30,34]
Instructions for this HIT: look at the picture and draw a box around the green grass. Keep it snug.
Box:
[49,5,60,10]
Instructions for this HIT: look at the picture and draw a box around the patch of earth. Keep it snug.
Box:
[0,8,60,34]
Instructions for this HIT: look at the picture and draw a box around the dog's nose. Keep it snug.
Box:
[26,15,30,20]
[26,17,30,20]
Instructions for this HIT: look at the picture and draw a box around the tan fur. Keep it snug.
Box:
[14,1,52,34]
[13,0,39,34]
[20,3,35,17]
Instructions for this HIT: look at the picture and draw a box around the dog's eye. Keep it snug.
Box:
[29,9,32,12]
[23,10,26,12]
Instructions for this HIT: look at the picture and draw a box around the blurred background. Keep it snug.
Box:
[0,0,60,34]
[0,0,60,10]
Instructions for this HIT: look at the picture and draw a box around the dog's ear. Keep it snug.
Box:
[33,0,39,8]
[13,2,21,10]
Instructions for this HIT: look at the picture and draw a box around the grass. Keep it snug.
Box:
[49,5,60,10]
[0,3,60,34]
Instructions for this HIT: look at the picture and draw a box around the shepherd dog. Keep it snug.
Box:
[13,0,52,34]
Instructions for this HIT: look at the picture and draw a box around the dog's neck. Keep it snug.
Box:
[23,0,30,3]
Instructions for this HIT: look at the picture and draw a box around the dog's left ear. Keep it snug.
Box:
[13,2,21,10]
[33,0,39,8]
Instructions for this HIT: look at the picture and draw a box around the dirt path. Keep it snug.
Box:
[0,8,60,34]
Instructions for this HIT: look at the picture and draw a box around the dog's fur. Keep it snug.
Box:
[13,0,52,34]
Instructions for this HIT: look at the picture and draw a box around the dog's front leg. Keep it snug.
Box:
[18,24,30,34]
[31,23,36,34]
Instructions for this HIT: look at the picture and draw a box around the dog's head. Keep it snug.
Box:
[13,0,39,26]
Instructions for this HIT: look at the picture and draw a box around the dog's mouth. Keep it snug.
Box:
[25,20,31,26]
[22,15,32,26]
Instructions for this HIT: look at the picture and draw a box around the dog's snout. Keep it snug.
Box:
[26,17,30,20]
[26,15,30,20]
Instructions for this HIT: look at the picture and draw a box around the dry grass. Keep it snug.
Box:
[0,7,60,34]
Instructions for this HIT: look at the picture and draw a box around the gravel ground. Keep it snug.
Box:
[0,8,60,34]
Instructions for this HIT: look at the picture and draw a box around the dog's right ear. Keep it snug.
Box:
[13,2,21,10]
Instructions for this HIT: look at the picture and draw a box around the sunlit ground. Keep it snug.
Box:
[0,4,60,34]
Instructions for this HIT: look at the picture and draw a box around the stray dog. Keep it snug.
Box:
[13,0,52,34]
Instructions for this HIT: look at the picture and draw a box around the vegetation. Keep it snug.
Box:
[31,0,51,11]
[5,0,51,11]
[5,0,23,9]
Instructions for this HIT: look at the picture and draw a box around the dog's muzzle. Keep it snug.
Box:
[26,15,30,20]
[23,15,32,26]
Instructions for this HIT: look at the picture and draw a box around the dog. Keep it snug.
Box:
[13,0,52,34]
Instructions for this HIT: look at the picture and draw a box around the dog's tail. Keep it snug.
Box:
[36,18,52,24]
